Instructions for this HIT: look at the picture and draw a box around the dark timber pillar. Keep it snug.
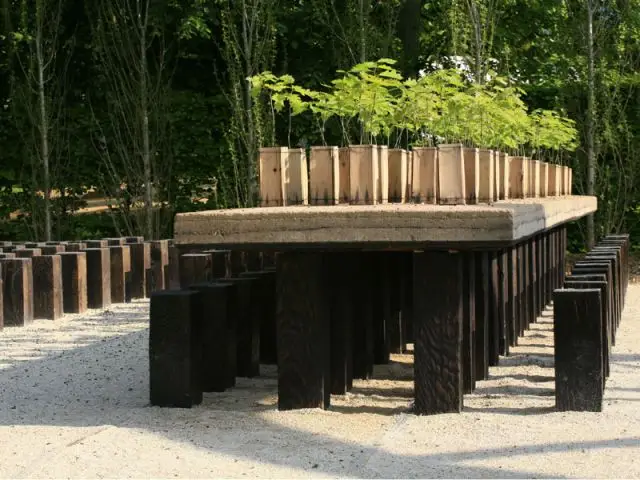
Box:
[60,252,88,314]
[109,245,130,304]
[462,252,476,393]
[32,255,63,320]
[180,253,212,289]
[554,288,603,412]
[276,252,330,410]
[129,242,150,299]
[85,248,111,309]
[474,252,489,380]
[1,258,34,326]
[149,290,203,408]
[413,250,463,415]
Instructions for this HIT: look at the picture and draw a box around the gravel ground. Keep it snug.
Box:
[0,288,639,478]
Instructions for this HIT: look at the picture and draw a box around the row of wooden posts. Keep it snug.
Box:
[148,225,628,415]
[0,237,275,329]
[259,144,574,206]
[0,237,174,328]
[554,234,630,412]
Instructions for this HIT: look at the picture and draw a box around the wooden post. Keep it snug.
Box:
[349,145,379,205]
[474,252,490,379]
[353,255,374,379]
[41,245,65,255]
[411,147,438,204]
[388,149,408,203]
[221,276,260,378]
[529,160,541,197]
[489,252,501,365]
[508,247,518,347]
[492,150,500,202]
[1,258,34,326]
[167,244,181,290]
[326,253,354,395]
[148,240,169,293]
[32,255,63,320]
[149,290,203,408]
[16,248,41,258]
[406,150,414,203]
[104,237,126,246]
[309,146,339,205]
[438,144,466,205]
[276,252,330,410]
[86,240,108,249]
[478,149,495,203]
[60,252,88,314]
[499,250,509,356]
[129,242,151,299]
[386,253,403,354]
[188,283,232,392]
[462,252,476,393]
[126,237,144,244]
[554,289,603,412]
[109,245,130,304]
[508,156,529,199]
[85,248,111,309]
[413,250,463,415]
[180,253,212,289]
[65,243,87,252]
[372,254,390,365]
[258,146,286,206]
[463,147,479,204]
[564,279,610,380]
[241,270,277,365]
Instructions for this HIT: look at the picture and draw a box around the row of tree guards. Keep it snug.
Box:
[258,144,573,207]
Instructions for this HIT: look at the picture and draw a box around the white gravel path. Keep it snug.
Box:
[0,288,639,479]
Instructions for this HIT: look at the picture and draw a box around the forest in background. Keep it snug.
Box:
[1,0,640,249]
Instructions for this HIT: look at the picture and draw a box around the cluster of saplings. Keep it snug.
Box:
[250,58,577,158]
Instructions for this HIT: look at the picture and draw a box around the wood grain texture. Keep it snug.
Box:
[32,255,63,320]
[563,280,610,380]
[241,270,277,365]
[1,258,34,326]
[326,253,354,395]
[147,240,169,293]
[508,247,518,347]
[41,245,65,255]
[149,290,203,408]
[386,253,403,355]
[179,253,212,289]
[59,252,87,314]
[462,252,476,393]
[16,248,41,258]
[413,250,463,415]
[498,250,509,356]
[109,246,130,303]
[85,248,111,309]
[554,288,603,412]
[222,277,260,378]
[188,283,232,392]
[276,252,330,410]
[474,252,489,380]
[372,254,390,365]
[129,242,150,299]
[352,254,374,379]
[488,252,500,366]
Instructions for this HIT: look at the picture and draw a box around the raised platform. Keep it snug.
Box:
[174,196,597,250]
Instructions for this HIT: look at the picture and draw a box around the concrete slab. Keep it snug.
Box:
[174,196,596,247]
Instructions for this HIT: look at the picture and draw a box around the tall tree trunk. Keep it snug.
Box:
[35,7,52,241]
[242,0,257,205]
[139,0,153,240]
[585,0,596,248]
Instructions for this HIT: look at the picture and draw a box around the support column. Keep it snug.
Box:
[60,252,88,314]
[276,252,330,410]
[554,288,603,412]
[462,252,476,393]
[413,250,463,415]
[32,255,63,320]
[474,252,489,380]
[149,290,203,408]
[109,245,130,304]
[85,248,111,309]
[1,258,34,326]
